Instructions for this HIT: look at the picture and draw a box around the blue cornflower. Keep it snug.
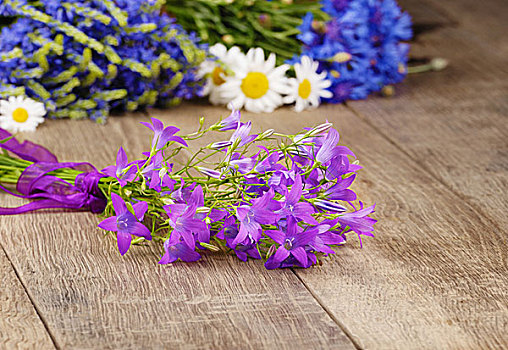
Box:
[294,0,412,103]
[0,0,206,121]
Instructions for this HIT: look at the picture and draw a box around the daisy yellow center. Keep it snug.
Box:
[212,66,226,86]
[241,72,269,99]
[298,79,312,99]
[12,108,29,123]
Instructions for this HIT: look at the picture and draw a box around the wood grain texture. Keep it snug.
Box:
[223,103,508,349]
[423,0,508,56]
[0,247,55,349]
[0,114,355,349]
[349,0,508,230]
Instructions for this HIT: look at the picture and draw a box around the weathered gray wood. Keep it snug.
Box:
[0,246,55,349]
[349,0,508,230]
[421,0,508,56]
[0,114,355,349]
[1,0,507,348]
[235,103,508,349]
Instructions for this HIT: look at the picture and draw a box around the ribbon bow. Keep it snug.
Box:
[0,129,106,215]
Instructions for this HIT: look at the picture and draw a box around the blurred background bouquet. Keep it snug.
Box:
[0,0,412,123]
[167,0,412,110]
[0,0,206,123]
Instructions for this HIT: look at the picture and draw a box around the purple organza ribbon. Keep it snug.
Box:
[0,129,106,215]
[0,128,57,163]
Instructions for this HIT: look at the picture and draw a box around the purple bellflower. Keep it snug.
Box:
[218,110,241,131]
[141,118,187,149]
[265,218,318,269]
[216,215,261,261]
[164,188,208,248]
[255,152,284,173]
[159,241,201,264]
[226,152,258,174]
[315,128,355,164]
[276,175,318,225]
[338,203,377,247]
[230,121,258,148]
[324,174,357,201]
[325,155,361,180]
[101,147,137,187]
[233,188,280,246]
[98,193,151,256]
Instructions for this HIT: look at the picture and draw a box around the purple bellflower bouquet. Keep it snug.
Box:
[0,111,376,269]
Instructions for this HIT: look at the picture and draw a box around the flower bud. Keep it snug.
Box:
[330,70,340,78]
[161,197,175,205]
[209,140,232,150]
[309,122,333,136]
[266,244,277,258]
[430,57,449,71]
[381,85,394,97]
[222,34,234,44]
[314,199,347,213]
[197,167,223,179]
[332,52,352,63]
[199,242,220,251]
[257,129,274,140]
[258,14,271,28]
[159,167,167,178]
[196,206,211,213]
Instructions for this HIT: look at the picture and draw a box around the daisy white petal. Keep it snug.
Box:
[284,56,332,112]
[199,44,245,105]
[224,47,290,113]
[0,96,46,132]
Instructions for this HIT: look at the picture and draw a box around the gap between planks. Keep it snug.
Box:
[291,269,364,350]
[0,243,59,349]
[344,103,505,235]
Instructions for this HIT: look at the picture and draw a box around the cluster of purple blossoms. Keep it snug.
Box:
[295,0,412,102]
[0,0,206,122]
[96,110,377,269]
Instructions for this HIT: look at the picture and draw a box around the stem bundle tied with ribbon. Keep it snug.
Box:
[0,129,106,215]
[0,112,377,270]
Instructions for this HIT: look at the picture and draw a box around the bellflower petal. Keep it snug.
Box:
[133,201,148,221]
[98,216,118,232]
[111,193,128,216]
[117,231,132,256]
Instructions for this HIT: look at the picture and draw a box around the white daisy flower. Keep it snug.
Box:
[0,96,46,132]
[220,47,290,113]
[284,56,333,112]
[198,43,246,105]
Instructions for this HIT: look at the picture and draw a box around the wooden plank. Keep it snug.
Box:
[0,246,55,349]
[420,0,508,56]
[238,103,508,349]
[0,113,355,349]
[347,2,508,230]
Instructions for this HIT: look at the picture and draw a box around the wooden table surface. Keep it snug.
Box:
[1,0,507,349]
